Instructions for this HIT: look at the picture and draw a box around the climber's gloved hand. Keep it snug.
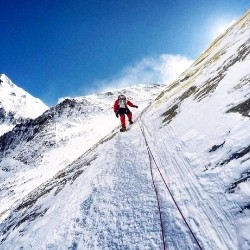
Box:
[134,105,138,108]
[115,112,119,118]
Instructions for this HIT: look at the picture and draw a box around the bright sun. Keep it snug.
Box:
[212,20,236,38]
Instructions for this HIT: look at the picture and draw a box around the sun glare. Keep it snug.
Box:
[212,20,236,38]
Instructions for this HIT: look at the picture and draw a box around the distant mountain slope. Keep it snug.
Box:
[0,74,48,135]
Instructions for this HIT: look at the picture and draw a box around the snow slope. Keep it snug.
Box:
[0,74,48,135]
[0,84,164,223]
[0,116,241,249]
[0,9,250,250]
[143,9,250,249]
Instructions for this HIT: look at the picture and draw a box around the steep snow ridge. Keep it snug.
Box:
[0,74,48,135]
[144,9,250,248]
[0,84,164,222]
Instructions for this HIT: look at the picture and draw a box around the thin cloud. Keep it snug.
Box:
[71,54,193,98]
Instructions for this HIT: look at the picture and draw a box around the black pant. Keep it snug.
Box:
[118,108,131,115]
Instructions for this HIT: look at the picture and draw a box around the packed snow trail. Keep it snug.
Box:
[102,121,200,249]
[72,124,165,249]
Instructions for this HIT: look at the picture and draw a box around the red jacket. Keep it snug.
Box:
[113,99,136,113]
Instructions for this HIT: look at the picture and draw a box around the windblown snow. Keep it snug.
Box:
[0,9,250,250]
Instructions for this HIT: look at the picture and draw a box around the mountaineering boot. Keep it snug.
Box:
[129,120,133,124]
[120,126,126,132]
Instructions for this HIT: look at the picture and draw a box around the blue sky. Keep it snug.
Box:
[1,1,249,106]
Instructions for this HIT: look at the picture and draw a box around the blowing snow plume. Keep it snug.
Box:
[75,54,193,96]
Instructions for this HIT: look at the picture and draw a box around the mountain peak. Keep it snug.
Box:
[0,74,13,87]
[0,74,48,135]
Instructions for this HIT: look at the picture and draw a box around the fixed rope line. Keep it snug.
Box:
[138,118,166,250]
[138,117,203,250]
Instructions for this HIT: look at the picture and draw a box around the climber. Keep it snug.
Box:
[113,94,138,132]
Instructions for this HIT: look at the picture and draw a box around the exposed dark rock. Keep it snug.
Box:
[238,38,250,62]
[0,108,26,125]
[1,206,49,239]
[0,114,54,159]
[155,81,179,101]
[243,203,250,210]
[1,166,10,172]
[0,96,101,166]
[229,74,250,93]
[180,76,190,82]
[155,91,165,101]
[220,39,250,72]
[162,104,179,124]
[0,107,6,122]
[14,208,49,230]
[220,145,250,166]
[226,98,250,117]
[161,86,197,124]
[179,86,197,102]
[54,98,78,116]
[226,169,250,193]
[195,73,225,101]
[209,141,225,152]
[194,38,250,102]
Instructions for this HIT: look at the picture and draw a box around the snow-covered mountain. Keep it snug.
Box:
[0,9,250,250]
[0,84,164,223]
[0,74,48,136]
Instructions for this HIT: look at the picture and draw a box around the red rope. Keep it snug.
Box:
[138,117,203,250]
[138,118,166,250]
